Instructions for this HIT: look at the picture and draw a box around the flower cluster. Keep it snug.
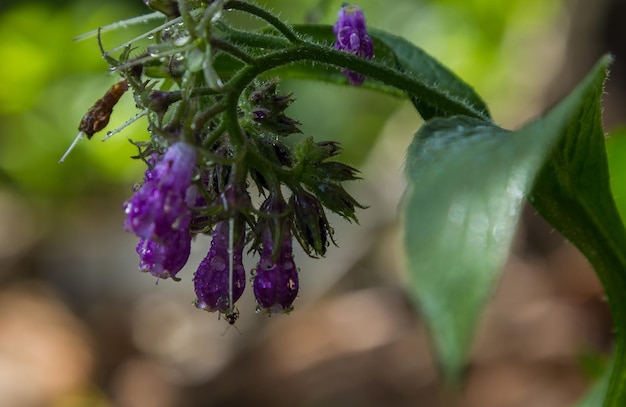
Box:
[70,2,373,324]
[333,4,374,86]
[122,143,329,322]
[252,194,299,314]
[124,142,196,280]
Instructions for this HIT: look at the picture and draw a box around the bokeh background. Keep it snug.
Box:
[1,0,626,406]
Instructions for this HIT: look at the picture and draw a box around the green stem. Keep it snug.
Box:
[160,86,225,105]
[215,23,293,51]
[202,120,227,149]
[578,215,626,406]
[546,200,626,406]
[211,37,258,64]
[225,0,302,44]
[178,0,199,38]
[192,103,228,132]
[214,27,487,120]
[223,42,487,149]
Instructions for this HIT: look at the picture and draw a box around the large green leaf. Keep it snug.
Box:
[403,56,612,383]
[527,55,626,407]
[370,29,490,121]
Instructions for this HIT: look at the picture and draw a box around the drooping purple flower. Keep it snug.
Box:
[193,220,246,313]
[124,142,196,243]
[333,4,374,86]
[253,227,299,314]
[136,229,192,280]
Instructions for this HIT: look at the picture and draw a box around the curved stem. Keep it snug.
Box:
[216,30,486,121]
[211,37,258,64]
[216,23,293,51]
[222,42,487,150]
[192,102,228,132]
[225,0,302,44]
[202,120,227,149]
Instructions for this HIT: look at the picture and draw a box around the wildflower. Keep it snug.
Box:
[123,142,196,242]
[253,195,299,314]
[136,229,192,280]
[193,220,246,313]
[333,4,374,86]
[253,227,299,314]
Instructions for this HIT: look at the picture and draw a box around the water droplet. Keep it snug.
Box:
[174,36,190,46]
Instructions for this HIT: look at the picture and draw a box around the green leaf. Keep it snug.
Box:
[527,55,626,407]
[403,56,612,383]
[606,127,626,222]
[370,29,490,121]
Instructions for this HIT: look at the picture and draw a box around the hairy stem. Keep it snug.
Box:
[225,0,302,44]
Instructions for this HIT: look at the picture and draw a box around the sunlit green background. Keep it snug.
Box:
[1,0,625,406]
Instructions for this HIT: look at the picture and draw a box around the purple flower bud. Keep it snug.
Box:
[253,227,299,314]
[333,4,374,86]
[194,221,246,313]
[124,142,196,243]
[249,80,301,136]
[147,90,179,113]
[137,229,191,280]
[291,189,332,257]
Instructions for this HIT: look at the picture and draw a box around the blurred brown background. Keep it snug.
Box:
[0,0,625,406]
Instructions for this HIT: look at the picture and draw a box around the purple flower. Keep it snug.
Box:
[333,4,374,86]
[193,221,246,313]
[253,227,299,314]
[136,229,191,280]
[124,142,196,243]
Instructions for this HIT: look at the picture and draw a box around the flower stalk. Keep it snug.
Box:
[67,1,379,322]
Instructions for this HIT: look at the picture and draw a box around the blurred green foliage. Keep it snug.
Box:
[0,0,149,205]
[607,127,626,223]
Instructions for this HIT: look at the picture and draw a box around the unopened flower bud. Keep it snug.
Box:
[124,142,197,242]
[333,4,374,86]
[252,194,299,313]
[291,189,333,257]
[253,227,299,314]
[193,220,246,313]
[137,229,191,280]
[249,80,301,136]
[147,90,180,114]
